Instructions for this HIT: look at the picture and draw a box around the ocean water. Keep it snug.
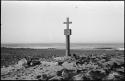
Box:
[1,43,124,50]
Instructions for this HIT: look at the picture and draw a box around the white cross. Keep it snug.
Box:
[63,17,72,29]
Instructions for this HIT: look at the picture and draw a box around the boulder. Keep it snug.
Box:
[49,76,63,80]
[88,69,106,80]
[56,68,74,80]
[62,62,76,70]
[15,58,27,69]
[35,74,48,80]
[53,56,71,62]
[41,61,58,66]
[27,58,41,67]
[72,74,83,80]
[106,71,120,80]
[61,69,70,80]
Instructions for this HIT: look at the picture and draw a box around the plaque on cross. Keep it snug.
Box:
[63,17,72,57]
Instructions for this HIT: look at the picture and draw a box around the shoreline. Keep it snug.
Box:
[1,46,124,50]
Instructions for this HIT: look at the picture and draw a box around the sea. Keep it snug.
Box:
[1,43,124,50]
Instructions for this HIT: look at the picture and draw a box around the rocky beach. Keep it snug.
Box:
[1,47,124,80]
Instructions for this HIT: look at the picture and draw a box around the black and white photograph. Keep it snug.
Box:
[1,0,124,80]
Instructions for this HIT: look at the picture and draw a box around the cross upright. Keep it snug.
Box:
[63,17,72,57]
[64,17,72,29]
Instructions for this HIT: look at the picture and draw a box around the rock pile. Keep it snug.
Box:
[1,53,124,80]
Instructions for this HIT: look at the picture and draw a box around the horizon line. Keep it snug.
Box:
[1,42,124,44]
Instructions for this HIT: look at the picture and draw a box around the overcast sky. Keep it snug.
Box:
[1,1,124,43]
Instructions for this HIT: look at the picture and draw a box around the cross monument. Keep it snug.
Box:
[63,17,72,57]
